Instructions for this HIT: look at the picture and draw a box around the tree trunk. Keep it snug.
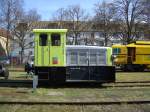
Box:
[75,33,78,45]
[6,33,9,57]
[104,32,108,46]
[20,47,24,64]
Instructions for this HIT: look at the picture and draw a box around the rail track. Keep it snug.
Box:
[0,101,150,105]
[1,79,150,83]
[0,80,32,83]
[0,80,32,87]
[116,69,150,72]
[103,84,150,88]
[0,80,150,88]
[115,81,150,83]
[0,81,150,106]
[103,81,150,88]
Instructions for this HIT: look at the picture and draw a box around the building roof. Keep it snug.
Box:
[0,28,11,38]
[33,29,68,33]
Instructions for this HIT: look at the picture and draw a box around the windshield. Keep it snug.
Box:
[113,48,121,54]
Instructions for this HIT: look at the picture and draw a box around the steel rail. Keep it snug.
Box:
[0,101,150,105]
[115,81,150,83]
[103,85,150,88]
[0,80,32,83]
[1,80,150,88]
[1,80,150,84]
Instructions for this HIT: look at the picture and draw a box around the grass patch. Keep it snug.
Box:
[0,72,150,111]
[116,72,150,82]
[0,104,150,112]
[0,71,150,102]
[0,87,150,102]
[4,72,32,80]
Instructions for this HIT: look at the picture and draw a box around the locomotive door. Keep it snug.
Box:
[127,47,135,64]
[39,34,50,66]
[50,33,64,66]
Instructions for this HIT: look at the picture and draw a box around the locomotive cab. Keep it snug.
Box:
[34,29,67,67]
[33,29,67,82]
[112,45,127,65]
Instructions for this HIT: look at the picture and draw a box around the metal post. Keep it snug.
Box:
[32,75,38,92]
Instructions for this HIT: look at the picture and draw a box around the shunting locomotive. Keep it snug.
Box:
[33,29,115,83]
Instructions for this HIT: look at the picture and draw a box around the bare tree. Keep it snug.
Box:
[53,5,90,45]
[66,5,90,45]
[0,0,23,56]
[114,0,144,44]
[94,1,117,46]
[25,9,41,22]
[52,8,67,28]
[141,0,150,39]
[142,0,150,24]
[12,9,41,63]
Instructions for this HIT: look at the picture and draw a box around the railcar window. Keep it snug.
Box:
[70,52,78,65]
[51,33,61,46]
[90,53,97,65]
[79,52,87,65]
[113,48,121,54]
[97,53,106,65]
[118,48,121,53]
[113,48,117,54]
[39,34,48,46]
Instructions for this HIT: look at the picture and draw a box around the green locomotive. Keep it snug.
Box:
[33,29,115,83]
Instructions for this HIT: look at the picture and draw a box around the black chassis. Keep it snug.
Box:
[34,66,115,84]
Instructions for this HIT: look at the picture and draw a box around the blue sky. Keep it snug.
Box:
[24,0,112,20]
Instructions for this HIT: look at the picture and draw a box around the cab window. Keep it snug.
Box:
[113,48,121,54]
[39,34,48,46]
[51,33,61,46]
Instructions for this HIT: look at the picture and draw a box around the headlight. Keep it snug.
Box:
[113,55,117,58]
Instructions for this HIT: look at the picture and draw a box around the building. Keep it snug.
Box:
[0,29,11,61]
[12,21,149,64]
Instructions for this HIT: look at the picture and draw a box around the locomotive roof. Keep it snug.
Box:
[33,29,68,33]
[127,43,150,48]
[112,43,150,48]
[66,45,111,49]
[135,41,150,45]
[112,41,150,47]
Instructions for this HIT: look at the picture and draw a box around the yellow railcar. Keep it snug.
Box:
[112,41,150,71]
